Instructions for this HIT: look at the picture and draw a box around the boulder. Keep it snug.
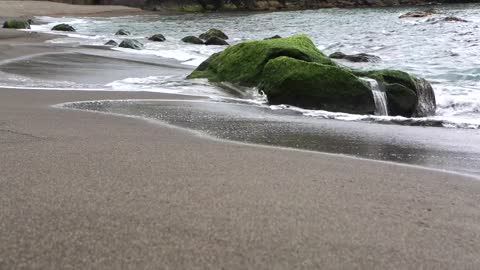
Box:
[259,57,375,114]
[329,52,381,62]
[115,29,130,35]
[3,20,30,29]
[188,34,335,85]
[104,40,118,46]
[204,36,229,46]
[52,24,75,32]
[354,69,436,117]
[119,39,143,50]
[182,36,204,44]
[199,28,228,40]
[188,35,435,117]
[148,34,166,42]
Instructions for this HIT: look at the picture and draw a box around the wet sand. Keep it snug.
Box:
[1,8,480,269]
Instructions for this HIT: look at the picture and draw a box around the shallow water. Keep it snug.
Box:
[6,4,478,128]
[65,99,480,176]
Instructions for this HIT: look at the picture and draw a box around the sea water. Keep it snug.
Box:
[4,4,480,128]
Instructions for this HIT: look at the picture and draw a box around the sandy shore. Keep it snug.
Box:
[1,4,480,269]
[0,0,145,19]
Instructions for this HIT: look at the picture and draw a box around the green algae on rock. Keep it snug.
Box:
[188,34,435,117]
[188,34,335,86]
[260,56,375,114]
[199,28,229,40]
[3,20,30,29]
[52,24,76,32]
[354,69,436,117]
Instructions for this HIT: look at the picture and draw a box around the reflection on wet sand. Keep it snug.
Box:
[65,99,480,176]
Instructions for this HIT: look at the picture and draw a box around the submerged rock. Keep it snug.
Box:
[3,20,30,29]
[104,40,118,46]
[199,28,228,40]
[52,24,75,32]
[119,39,144,50]
[188,34,435,117]
[399,9,437,19]
[204,36,229,46]
[329,52,381,62]
[148,34,166,42]
[444,16,468,22]
[264,35,282,40]
[115,29,130,35]
[182,36,204,44]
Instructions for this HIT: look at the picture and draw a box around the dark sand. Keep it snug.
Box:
[1,10,480,270]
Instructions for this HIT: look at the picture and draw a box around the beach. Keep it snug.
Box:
[1,2,480,269]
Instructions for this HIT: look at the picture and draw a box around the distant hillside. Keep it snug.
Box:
[45,0,480,12]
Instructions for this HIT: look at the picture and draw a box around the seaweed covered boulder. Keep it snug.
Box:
[188,34,335,86]
[354,69,436,117]
[188,34,435,117]
[3,20,30,29]
[199,28,228,40]
[52,24,75,32]
[182,36,204,44]
[260,57,375,114]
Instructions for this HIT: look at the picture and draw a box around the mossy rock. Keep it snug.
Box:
[3,20,30,29]
[115,29,130,35]
[104,40,118,46]
[354,69,436,117]
[52,24,75,32]
[119,39,143,50]
[148,34,166,42]
[199,28,228,40]
[384,83,418,116]
[188,34,335,86]
[182,36,204,44]
[259,56,375,114]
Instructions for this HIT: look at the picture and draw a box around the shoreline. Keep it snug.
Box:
[54,97,480,180]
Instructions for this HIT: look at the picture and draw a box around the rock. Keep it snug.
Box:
[181,36,204,44]
[354,69,436,117]
[51,24,75,32]
[329,51,381,62]
[399,9,437,19]
[204,36,229,46]
[3,20,30,29]
[260,56,375,114]
[104,40,118,46]
[188,34,335,85]
[264,35,282,40]
[115,29,130,35]
[444,16,468,22]
[199,28,228,40]
[148,34,166,42]
[119,39,144,50]
[188,35,434,117]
